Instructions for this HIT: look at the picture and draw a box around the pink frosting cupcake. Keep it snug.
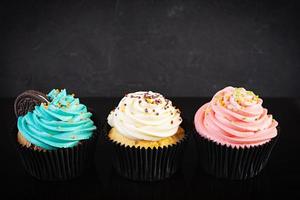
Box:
[194,86,279,180]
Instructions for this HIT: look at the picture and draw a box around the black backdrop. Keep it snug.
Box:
[1,0,299,97]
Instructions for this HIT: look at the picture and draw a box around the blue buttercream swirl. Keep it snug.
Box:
[17,89,96,150]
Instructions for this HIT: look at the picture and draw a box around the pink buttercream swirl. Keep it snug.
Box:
[194,86,278,148]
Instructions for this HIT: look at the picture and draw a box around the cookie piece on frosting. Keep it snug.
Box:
[14,90,49,117]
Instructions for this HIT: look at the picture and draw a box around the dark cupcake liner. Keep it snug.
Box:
[12,127,98,181]
[194,129,279,180]
[104,122,189,182]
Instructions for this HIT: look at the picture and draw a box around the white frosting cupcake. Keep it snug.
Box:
[108,91,182,141]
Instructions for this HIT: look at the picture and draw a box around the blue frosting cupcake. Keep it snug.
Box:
[17,89,96,150]
[14,89,98,181]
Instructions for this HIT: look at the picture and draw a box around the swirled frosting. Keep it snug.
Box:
[17,89,96,150]
[194,86,278,147]
[107,91,182,141]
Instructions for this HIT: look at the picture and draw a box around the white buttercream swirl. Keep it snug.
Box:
[107,91,182,141]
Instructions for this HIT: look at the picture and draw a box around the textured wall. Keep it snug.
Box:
[1,0,299,97]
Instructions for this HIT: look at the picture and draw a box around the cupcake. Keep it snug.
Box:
[194,86,279,180]
[105,91,188,181]
[13,89,98,180]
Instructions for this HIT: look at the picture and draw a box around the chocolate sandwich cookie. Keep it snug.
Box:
[14,90,49,117]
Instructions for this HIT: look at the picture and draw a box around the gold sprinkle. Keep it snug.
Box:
[120,106,125,112]
[145,98,154,104]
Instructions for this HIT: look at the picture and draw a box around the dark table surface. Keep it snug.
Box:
[1,97,300,199]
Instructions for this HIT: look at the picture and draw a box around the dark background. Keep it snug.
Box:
[0,0,299,97]
[1,1,300,198]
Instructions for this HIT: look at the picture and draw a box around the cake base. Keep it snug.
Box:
[17,131,45,151]
[108,127,185,149]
